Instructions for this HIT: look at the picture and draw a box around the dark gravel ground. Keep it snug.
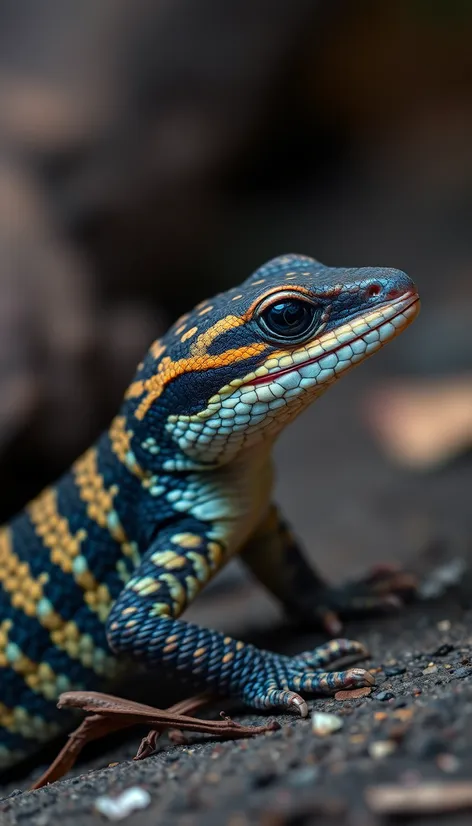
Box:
[3,597,472,826]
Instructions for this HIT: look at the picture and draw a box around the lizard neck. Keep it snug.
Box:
[93,407,274,553]
[189,443,275,555]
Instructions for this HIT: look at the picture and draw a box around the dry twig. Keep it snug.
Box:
[31,691,277,790]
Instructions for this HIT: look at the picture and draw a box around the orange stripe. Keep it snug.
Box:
[108,416,147,481]
[132,315,267,420]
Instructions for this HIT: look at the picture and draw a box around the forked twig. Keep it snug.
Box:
[31,691,278,790]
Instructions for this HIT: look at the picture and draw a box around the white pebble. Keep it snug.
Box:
[368,740,397,760]
[311,712,343,737]
[437,619,451,632]
[95,787,151,821]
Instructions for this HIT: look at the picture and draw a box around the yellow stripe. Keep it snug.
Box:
[0,525,117,678]
[74,447,140,571]
[186,551,210,584]
[0,526,62,630]
[157,573,187,615]
[0,619,74,701]
[28,487,113,623]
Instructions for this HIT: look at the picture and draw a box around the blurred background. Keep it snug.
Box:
[0,0,471,619]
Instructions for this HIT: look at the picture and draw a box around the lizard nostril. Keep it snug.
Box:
[366,283,382,298]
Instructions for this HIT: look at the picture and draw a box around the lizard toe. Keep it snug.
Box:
[287,665,375,695]
[242,682,308,716]
[292,638,368,670]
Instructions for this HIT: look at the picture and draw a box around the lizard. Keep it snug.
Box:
[0,254,420,770]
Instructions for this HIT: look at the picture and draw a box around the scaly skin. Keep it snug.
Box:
[0,254,420,769]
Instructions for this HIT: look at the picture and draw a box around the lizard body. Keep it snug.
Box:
[0,254,420,769]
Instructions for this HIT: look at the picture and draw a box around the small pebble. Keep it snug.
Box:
[373,691,395,702]
[311,712,344,737]
[384,665,406,677]
[437,620,451,632]
[452,666,472,680]
[95,788,151,821]
[368,740,397,759]
[423,665,438,675]
[335,687,372,701]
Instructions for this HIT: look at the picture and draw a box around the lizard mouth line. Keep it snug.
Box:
[244,292,420,388]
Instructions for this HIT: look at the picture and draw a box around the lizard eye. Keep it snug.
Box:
[256,297,322,344]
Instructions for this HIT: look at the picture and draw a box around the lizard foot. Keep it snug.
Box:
[310,564,417,635]
[241,638,374,717]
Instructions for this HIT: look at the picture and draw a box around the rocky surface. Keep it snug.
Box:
[3,583,472,824]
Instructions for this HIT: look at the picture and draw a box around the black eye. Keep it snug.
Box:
[257,299,321,343]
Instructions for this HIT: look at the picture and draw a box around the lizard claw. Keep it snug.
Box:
[287,694,309,717]
[240,639,374,714]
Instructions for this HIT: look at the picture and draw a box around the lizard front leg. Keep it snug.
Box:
[106,517,374,715]
[240,505,416,635]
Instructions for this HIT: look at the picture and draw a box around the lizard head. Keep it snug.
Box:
[127,254,420,470]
